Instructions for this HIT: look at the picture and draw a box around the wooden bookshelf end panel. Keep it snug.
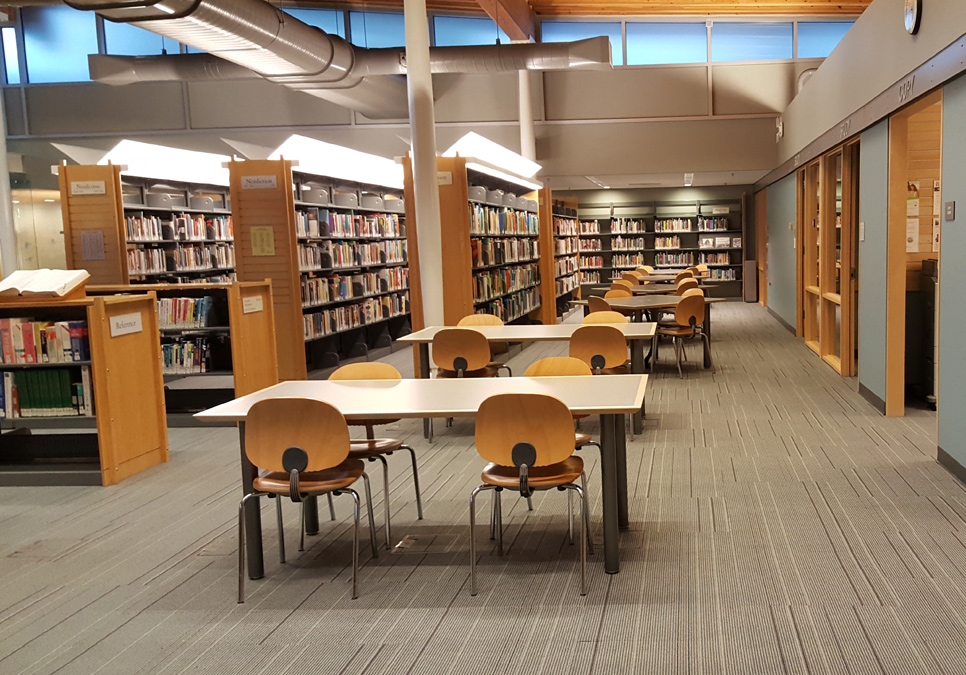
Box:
[228,281,279,396]
[58,164,127,285]
[86,294,168,485]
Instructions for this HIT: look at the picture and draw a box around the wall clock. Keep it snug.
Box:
[905,0,922,35]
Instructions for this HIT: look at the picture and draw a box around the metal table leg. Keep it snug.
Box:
[419,343,432,438]
[599,413,621,574]
[703,302,712,368]
[617,416,629,531]
[303,497,319,535]
[239,422,264,580]
[629,339,645,434]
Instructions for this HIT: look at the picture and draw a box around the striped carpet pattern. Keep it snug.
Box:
[1,302,964,674]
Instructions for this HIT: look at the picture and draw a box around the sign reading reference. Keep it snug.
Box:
[437,171,453,186]
[241,175,278,190]
[242,296,264,314]
[110,311,143,338]
[70,181,106,196]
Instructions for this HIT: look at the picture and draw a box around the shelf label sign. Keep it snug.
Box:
[70,180,105,195]
[251,226,276,256]
[242,296,264,314]
[437,171,453,186]
[110,311,143,338]
[241,175,277,190]
[711,206,730,215]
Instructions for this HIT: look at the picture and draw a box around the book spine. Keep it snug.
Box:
[3,371,12,418]
[0,318,10,364]
[20,323,36,364]
[81,365,93,416]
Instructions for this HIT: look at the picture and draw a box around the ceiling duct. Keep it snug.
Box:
[67,0,611,119]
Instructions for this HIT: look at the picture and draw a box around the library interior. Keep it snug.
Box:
[3,0,966,672]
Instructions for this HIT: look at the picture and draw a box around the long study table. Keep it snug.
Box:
[398,323,656,434]
[195,375,647,577]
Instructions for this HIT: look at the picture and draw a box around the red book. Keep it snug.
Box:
[20,322,36,364]
[0,318,11,364]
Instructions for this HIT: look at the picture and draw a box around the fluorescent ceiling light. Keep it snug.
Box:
[98,140,230,186]
[684,173,694,187]
[585,175,610,190]
[443,132,541,179]
[466,161,542,192]
[269,134,403,189]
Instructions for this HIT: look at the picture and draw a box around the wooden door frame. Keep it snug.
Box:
[840,140,860,376]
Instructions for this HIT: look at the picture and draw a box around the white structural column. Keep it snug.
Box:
[403,0,444,326]
[518,70,536,161]
[0,89,16,277]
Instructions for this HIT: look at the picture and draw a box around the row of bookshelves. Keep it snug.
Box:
[157,296,215,330]
[556,272,579,298]
[297,240,407,272]
[0,318,89,365]
[553,216,578,237]
[555,256,579,277]
[0,367,94,419]
[161,338,211,375]
[303,292,410,340]
[471,237,539,270]
[476,286,540,323]
[555,237,578,255]
[469,203,540,237]
[474,263,540,303]
[126,213,234,243]
[127,244,235,276]
[295,208,405,240]
[300,269,409,309]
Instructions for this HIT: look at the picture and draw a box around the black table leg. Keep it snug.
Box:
[419,343,432,438]
[617,416,629,530]
[239,422,264,580]
[629,339,645,434]
[303,497,319,535]
[703,303,712,368]
[599,413,621,574]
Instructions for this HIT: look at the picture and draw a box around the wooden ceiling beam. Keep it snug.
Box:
[476,0,536,41]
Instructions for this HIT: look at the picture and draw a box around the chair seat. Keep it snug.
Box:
[349,438,404,458]
[575,432,593,447]
[481,456,584,489]
[253,458,365,494]
[594,365,630,375]
[657,326,699,337]
[437,364,501,378]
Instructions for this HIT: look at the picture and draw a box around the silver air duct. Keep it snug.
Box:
[68,0,611,119]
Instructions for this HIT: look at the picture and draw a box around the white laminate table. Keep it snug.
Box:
[196,375,648,577]
[398,323,656,434]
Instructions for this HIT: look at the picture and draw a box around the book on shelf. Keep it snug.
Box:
[0,269,90,298]
[0,318,89,364]
[0,366,93,419]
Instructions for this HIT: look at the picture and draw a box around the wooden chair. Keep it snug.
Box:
[458,313,511,376]
[604,288,632,299]
[696,263,709,274]
[433,328,500,378]
[238,398,379,602]
[676,278,699,295]
[611,279,634,290]
[587,295,612,314]
[621,272,642,283]
[673,271,694,284]
[469,393,591,596]
[656,293,713,378]
[570,325,629,374]
[581,310,627,325]
[330,362,424,549]
[524,357,601,452]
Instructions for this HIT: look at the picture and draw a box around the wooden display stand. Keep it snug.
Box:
[403,155,546,329]
[58,164,128,285]
[0,291,169,486]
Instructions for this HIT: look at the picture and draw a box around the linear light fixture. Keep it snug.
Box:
[98,140,231,186]
[585,175,610,190]
[269,134,404,189]
[684,173,694,187]
[465,161,542,191]
[443,132,541,179]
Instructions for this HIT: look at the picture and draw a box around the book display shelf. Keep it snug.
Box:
[87,281,277,413]
[58,164,236,285]
[536,188,580,323]
[403,155,542,329]
[228,159,411,380]
[0,292,168,486]
[577,197,746,297]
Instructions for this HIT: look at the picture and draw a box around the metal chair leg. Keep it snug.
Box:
[327,493,336,521]
[526,495,533,511]
[361,472,378,559]
[496,489,504,556]
[568,490,574,544]
[581,472,594,555]
[702,332,715,372]
[673,337,683,378]
[348,488,360,599]
[375,455,392,549]
[470,484,497,597]
[498,364,513,377]
[490,490,497,540]
[275,495,286,564]
[571,484,587,596]
[238,492,262,604]
[401,445,424,520]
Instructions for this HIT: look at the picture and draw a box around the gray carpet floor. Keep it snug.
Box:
[2,302,962,674]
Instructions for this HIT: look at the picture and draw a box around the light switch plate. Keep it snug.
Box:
[860,221,865,241]
[946,201,956,221]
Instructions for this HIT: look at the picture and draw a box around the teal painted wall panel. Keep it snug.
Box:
[858,120,889,402]
[766,173,797,327]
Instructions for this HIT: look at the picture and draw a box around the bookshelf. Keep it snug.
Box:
[537,188,580,323]
[228,159,412,379]
[576,198,746,296]
[58,164,236,285]
[87,281,277,410]
[403,155,541,331]
[0,293,168,486]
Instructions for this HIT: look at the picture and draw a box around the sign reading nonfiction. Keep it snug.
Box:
[241,175,278,190]
[70,181,106,196]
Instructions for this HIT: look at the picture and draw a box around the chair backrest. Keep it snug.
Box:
[245,398,350,472]
[605,288,632,299]
[432,328,492,373]
[639,265,655,274]
[475,393,576,468]
[524,356,592,377]
[635,267,650,276]
[581,310,627,325]
[457,313,504,327]
[587,296,612,313]
[682,288,705,299]
[329,362,402,381]
[696,263,709,272]
[611,279,634,290]
[674,293,706,328]
[676,278,699,295]
[673,271,694,284]
[621,272,642,283]
[570,324,628,371]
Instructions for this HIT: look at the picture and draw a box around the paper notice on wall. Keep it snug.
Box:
[906,218,919,252]
[80,230,105,261]
[907,181,921,217]
[934,180,942,217]
[251,226,276,257]
[933,216,941,252]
